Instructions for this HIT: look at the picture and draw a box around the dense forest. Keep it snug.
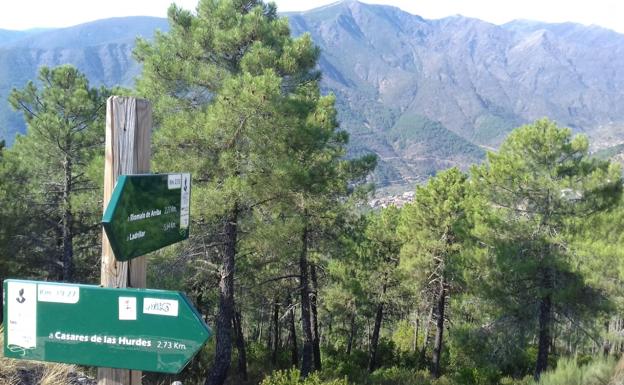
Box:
[2,1,624,385]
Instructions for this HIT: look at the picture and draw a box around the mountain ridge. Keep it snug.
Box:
[2,2,624,187]
[1,17,169,49]
[286,1,624,185]
[0,16,170,146]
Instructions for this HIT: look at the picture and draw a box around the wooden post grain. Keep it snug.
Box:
[98,97,152,385]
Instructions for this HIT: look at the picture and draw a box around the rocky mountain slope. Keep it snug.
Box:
[287,1,624,185]
[2,2,624,187]
[0,17,168,146]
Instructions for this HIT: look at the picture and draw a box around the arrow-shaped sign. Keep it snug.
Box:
[102,173,191,262]
[3,279,211,374]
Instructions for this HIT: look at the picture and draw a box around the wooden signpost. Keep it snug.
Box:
[2,96,206,385]
[100,96,152,385]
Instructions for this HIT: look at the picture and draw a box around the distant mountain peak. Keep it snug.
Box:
[303,0,405,15]
[333,0,361,7]
[288,0,344,13]
[2,7,624,188]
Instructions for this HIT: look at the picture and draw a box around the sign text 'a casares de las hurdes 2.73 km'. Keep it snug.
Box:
[3,280,211,373]
[102,173,191,262]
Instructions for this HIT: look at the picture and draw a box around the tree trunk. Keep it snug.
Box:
[534,268,552,381]
[233,310,248,381]
[271,299,280,365]
[431,284,446,378]
[366,318,372,350]
[61,154,74,281]
[299,221,314,377]
[255,307,263,343]
[602,320,611,357]
[368,283,387,373]
[287,293,299,367]
[368,302,384,373]
[620,319,624,354]
[419,306,434,369]
[206,207,238,385]
[616,319,624,354]
[266,303,273,351]
[347,313,357,355]
[310,263,322,371]
[413,317,419,352]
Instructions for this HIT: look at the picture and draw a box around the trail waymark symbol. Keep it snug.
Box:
[16,288,25,303]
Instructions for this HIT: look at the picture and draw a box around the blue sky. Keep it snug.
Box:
[1,0,623,33]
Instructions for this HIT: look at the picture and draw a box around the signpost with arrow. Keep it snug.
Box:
[102,173,191,262]
[3,279,211,374]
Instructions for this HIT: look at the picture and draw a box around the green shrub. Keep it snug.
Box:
[538,357,616,385]
[396,350,421,369]
[375,338,398,368]
[321,348,369,383]
[499,375,532,385]
[452,366,500,385]
[260,369,349,385]
[392,320,417,353]
[245,341,292,369]
[446,324,533,380]
[446,326,503,384]
[367,367,433,385]
[432,376,454,385]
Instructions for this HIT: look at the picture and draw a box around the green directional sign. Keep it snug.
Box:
[102,173,191,262]
[3,279,211,373]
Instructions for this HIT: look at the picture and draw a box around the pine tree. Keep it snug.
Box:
[7,65,109,282]
[133,0,372,382]
[399,167,470,377]
[360,206,403,372]
[279,86,375,375]
[470,119,622,379]
[322,214,369,357]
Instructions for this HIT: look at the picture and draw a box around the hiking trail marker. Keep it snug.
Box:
[3,279,211,374]
[102,173,191,262]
